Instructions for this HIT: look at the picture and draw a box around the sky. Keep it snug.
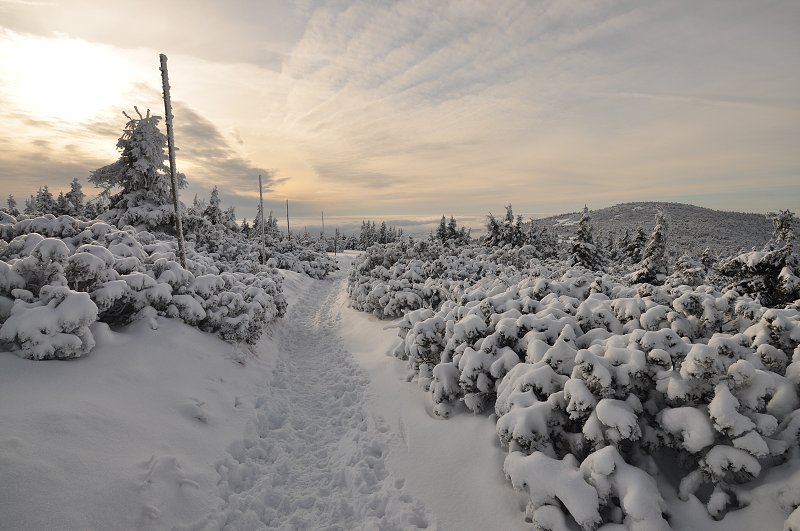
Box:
[0,0,798,235]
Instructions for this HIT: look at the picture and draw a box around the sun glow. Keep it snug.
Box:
[0,30,132,122]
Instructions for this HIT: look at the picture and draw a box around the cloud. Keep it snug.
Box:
[0,0,310,71]
[1,1,798,220]
[0,139,107,201]
[171,101,283,196]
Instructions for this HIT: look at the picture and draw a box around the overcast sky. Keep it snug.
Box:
[0,0,798,230]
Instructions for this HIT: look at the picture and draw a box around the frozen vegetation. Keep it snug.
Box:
[2,111,799,530]
[0,110,337,358]
[348,205,800,530]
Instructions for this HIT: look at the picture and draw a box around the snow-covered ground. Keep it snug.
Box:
[0,253,515,530]
[1,253,798,530]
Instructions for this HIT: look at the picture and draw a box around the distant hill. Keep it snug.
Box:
[533,202,780,258]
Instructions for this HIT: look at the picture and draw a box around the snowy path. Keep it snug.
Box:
[200,272,433,530]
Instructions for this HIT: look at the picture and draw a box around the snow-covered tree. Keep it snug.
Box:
[570,206,603,270]
[55,192,70,216]
[90,108,186,231]
[668,253,705,287]
[484,214,499,247]
[605,231,616,260]
[24,195,38,216]
[701,247,716,271]
[765,209,796,252]
[35,186,55,214]
[627,208,668,284]
[6,195,19,216]
[204,186,223,225]
[65,178,85,217]
[379,221,388,244]
[447,216,458,241]
[436,216,447,242]
[627,227,647,263]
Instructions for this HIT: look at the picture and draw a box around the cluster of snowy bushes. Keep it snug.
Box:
[191,227,336,279]
[388,265,799,528]
[347,221,800,529]
[184,192,337,280]
[0,214,287,359]
[348,239,550,318]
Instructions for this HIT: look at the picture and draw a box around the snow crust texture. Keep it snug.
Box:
[195,276,432,530]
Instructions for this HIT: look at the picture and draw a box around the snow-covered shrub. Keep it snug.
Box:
[0,214,288,351]
[348,223,800,529]
[0,286,97,359]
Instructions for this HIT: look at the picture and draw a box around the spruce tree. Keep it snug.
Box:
[447,216,458,241]
[618,230,631,261]
[6,194,19,216]
[24,195,37,215]
[36,186,55,214]
[627,227,647,263]
[511,215,525,247]
[204,186,223,225]
[570,206,603,270]
[627,208,668,284]
[436,216,447,241]
[485,214,501,247]
[65,177,85,217]
[700,247,715,271]
[605,231,616,260]
[90,108,186,230]
[379,221,388,244]
[55,192,70,215]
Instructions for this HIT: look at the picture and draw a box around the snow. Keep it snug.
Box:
[659,406,715,452]
[193,259,431,530]
[2,235,800,531]
[338,255,530,531]
[0,253,536,530]
[0,317,269,529]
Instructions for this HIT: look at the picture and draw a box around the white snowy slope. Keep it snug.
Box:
[0,316,274,531]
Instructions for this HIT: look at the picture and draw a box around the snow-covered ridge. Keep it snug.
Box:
[537,201,782,258]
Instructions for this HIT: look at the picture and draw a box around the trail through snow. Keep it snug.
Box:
[196,271,433,530]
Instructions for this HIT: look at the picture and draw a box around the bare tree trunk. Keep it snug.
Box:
[159,54,186,268]
[258,174,266,264]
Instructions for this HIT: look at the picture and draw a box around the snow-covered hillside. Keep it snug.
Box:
[536,202,778,257]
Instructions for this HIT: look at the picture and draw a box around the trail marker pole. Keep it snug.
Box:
[159,53,186,268]
[258,174,266,264]
[286,199,290,241]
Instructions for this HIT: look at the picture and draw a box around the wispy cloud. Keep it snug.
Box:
[0,0,798,220]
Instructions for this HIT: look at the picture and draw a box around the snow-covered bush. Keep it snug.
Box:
[349,236,800,529]
[0,286,97,359]
[0,214,288,356]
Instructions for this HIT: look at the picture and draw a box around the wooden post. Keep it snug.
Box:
[321,211,325,236]
[334,227,339,256]
[286,199,290,241]
[159,53,186,268]
[258,174,266,264]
